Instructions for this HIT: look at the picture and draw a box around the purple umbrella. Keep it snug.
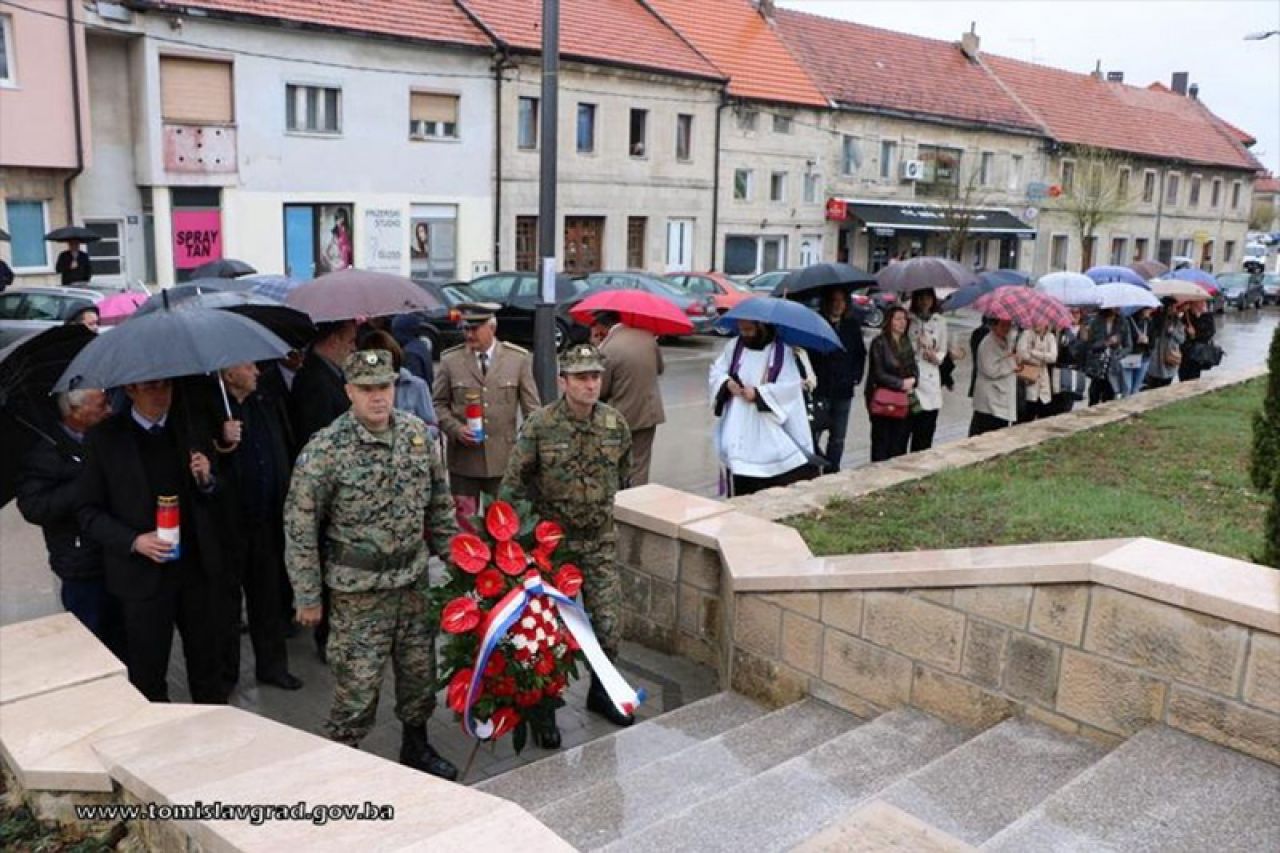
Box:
[285,268,441,322]
[1085,265,1149,287]
[876,256,979,293]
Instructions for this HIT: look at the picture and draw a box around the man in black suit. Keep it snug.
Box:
[77,378,226,703]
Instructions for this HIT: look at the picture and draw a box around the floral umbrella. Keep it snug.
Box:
[972,287,1073,329]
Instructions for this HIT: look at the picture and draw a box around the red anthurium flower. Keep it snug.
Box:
[484,650,507,678]
[513,645,534,662]
[546,675,568,697]
[531,544,554,571]
[485,501,520,542]
[449,534,491,574]
[553,564,584,598]
[474,568,506,599]
[489,675,517,697]
[495,540,529,576]
[534,654,556,677]
[441,597,481,634]
[534,520,564,553]
[565,631,581,652]
[488,707,519,739]
[514,688,543,708]
[447,668,473,713]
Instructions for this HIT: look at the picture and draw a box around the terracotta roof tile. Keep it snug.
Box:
[773,9,1040,132]
[645,0,827,106]
[984,55,1260,171]
[1256,175,1280,194]
[148,0,491,49]
[460,0,722,81]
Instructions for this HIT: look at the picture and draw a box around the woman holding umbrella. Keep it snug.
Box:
[971,318,1020,435]
[1015,320,1058,421]
[1147,299,1187,389]
[1082,308,1131,404]
[906,289,946,452]
[1178,299,1218,382]
[865,306,918,461]
[809,287,866,471]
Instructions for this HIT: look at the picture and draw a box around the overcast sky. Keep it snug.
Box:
[778,0,1280,174]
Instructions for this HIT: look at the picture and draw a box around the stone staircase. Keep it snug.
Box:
[476,692,1280,852]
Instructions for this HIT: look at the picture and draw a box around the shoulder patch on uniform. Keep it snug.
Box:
[297,451,310,466]
[501,341,529,354]
[411,434,425,447]
[442,343,467,355]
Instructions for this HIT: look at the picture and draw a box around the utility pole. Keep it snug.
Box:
[533,0,561,401]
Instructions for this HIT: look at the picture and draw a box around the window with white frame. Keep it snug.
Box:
[1060,159,1075,194]
[979,152,994,186]
[733,168,753,201]
[1142,170,1156,203]
[1177,238,1193,258]
[1224,241,1236,263]
[409,92,459,140]
[724,234,787,276]
[286,83,340,134]
[803,173,820,204]
[1117,167,1131,200]
[1166,173,1180,205]
[1189,175,1201,207]
[1211,178,1222,207]
[1050,234,1069,270]
[1134,238,1149,261]
[1009,154,1024,190]
[4,200,50,269]
[629,108,648,157]
[1109,236,1129,266]
[0,14,16,85]
[676,113,693,162]
[880,140,897,180]
[576,103,596,153]
[841,135,861,175]
[770,172,787,203]
[736,109,758,132]
[1231,181,1242,209]
[85,221,124,277]
[772,114,793,134]
[517,96,538,150]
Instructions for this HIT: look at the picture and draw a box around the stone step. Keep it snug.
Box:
[603,707,971,853]
[537,698,860,851]
[982,725,1280,852]
[870,717,1111,846]
[473,691,767,813]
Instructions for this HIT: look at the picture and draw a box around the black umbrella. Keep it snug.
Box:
[44,225,102,243]
[54,305,291,393]
[0,227,10,241]
[0,325,95,507]
[134,290,316,350]
[134,288,278,317]
[190,258,257,279]
[771,263,876,298]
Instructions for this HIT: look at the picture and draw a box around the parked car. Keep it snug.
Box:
[1216,272,1265,311]
[455,271,591,351]
[580,271,718,334]
[1261,273,1280,305]
[666,271,754,326]
[0,286,104,349]
[744,269,795,293]
[405,279,468,359]
[849,287,900,329]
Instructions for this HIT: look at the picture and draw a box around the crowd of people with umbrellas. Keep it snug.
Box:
[709,255,1223,494]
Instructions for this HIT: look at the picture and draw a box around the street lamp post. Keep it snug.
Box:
[533,0,561,401]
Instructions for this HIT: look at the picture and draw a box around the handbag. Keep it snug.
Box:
[1119,354,1144,370]
[1163,347,1183,368]
[1084,348,1114,381]
[870,387,910,419]
[1186,341,1223,369]
[1015,363,1042,384]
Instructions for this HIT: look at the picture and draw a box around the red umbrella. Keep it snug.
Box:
[569,289,694,336]
[973,287,1072,329]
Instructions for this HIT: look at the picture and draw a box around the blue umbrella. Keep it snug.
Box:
[942,269,1029,312]
[244,274,302,303]
[1169,268,1216,288]
[1085,265,1149,287]
[717,297,844,353]
[978,269,1030,288]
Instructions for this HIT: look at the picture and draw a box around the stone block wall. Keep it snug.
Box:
[616,521,726,673]
[729,583,1280,764]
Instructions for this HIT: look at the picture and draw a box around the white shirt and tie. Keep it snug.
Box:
[476,342,496,376]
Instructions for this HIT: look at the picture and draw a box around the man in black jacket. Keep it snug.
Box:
[77,378,226,703]
[809,288,867,472]
[16,388,119,653]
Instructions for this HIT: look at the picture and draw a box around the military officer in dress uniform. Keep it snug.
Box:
[432,303,541,502]
[500,343,633,749]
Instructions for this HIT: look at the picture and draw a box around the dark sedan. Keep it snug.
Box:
[580,271,718,334]
[455,272,592,351]
[403,279,467,359]
[1216,272,1265,311]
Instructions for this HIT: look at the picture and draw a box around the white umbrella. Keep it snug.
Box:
[1094,282,1161,310]
[1035,271,1100,307]
[1150,279,1211,302]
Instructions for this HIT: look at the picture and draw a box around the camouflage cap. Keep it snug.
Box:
[343,349,396,386]
[559,342,605,374]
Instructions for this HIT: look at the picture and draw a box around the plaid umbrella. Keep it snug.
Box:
[973,287,1072,329]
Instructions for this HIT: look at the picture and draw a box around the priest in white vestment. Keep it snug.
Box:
[709,320,816,496]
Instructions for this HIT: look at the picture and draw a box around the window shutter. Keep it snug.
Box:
[161,57,233,123]
[411,93,458,123]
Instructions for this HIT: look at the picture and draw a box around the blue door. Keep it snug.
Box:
[284,206,316,281]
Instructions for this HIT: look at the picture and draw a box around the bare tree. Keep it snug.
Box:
[938,172,993,262]
[1054,146,1133,269]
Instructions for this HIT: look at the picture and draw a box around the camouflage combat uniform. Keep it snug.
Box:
[500,347,631,658]
[284,351,458,746]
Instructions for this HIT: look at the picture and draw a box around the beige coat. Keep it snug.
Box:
[908,312,948,412]
[1015,329,1058,404]
[972,332,1018,423]
[433,341,541,479]
[599,325,665,432]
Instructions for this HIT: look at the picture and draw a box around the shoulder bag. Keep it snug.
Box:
[869,387,910,419]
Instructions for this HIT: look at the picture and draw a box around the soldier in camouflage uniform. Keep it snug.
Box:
[284,349,459,780]
[501,343,633,746]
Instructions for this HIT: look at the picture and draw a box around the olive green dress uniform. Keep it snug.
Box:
[284,351,458,746]
[500,347,631,658]
[433,331,541,499]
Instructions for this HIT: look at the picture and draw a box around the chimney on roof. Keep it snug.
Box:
[960,22,980,60]
[755,0,775,21]
[1171,71,1189,95]
[1188,83,1199,100]
[1091,60,1103,80]
[1106,70,1124,83]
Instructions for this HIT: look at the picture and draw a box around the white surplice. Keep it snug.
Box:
[708,339,813,478]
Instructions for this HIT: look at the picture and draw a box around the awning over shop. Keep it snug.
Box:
[833,200,1036,237]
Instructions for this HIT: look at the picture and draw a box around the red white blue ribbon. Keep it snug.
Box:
[462,573,646,739]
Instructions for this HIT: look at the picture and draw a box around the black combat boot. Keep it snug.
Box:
[586,673,635,727]
[400,724,459,781]
[532,712,562,750]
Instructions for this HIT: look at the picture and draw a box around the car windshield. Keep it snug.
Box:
[1217,273,1249,289]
